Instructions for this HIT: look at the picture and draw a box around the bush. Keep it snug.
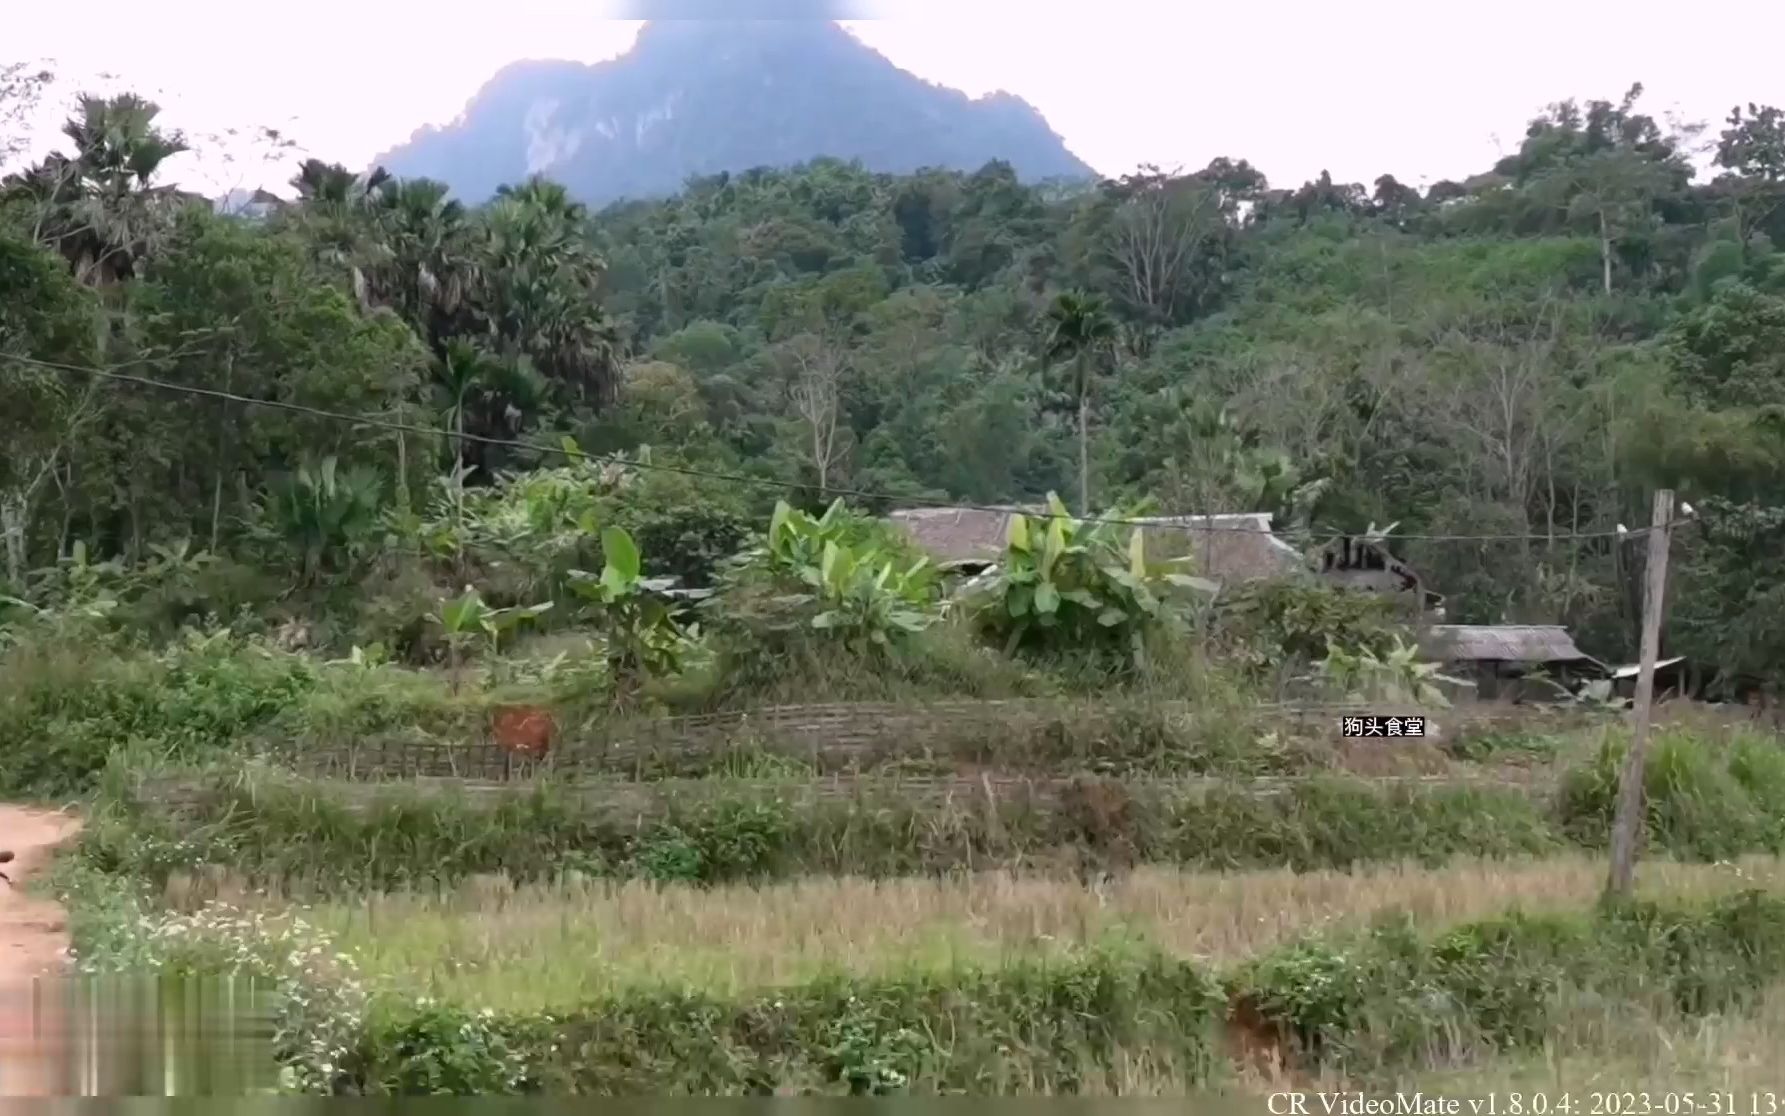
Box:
[966,493,1214,670]
[91,765,1560,891]
[1216,579,1403,682]
[1232,890,1785,1078]
[0,628,315,797]
[351,947,1222,1095]
[1557,727,1785,859]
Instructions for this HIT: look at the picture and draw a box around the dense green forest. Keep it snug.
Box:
[2,77,1783,691]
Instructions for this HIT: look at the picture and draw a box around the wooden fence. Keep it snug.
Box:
[139,768,1555,823]
[252,698,1603,783]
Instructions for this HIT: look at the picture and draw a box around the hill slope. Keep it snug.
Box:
[373,20,1095,205]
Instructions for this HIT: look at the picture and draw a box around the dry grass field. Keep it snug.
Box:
[163,854,1785,1012]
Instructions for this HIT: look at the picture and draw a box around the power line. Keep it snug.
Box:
[7,351,1659,544]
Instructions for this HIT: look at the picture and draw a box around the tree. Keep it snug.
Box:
[0,233,100,583]
[480,178,621,412]
[780,331,850,495]
[1536,146,1673,295]
[365,177,477,349]
[5,94,192,288]
[1714,103,1785,248]
[1098,167,1225,334]
[128,208,427,551]
[1043,290,1118,512]
[1507,84,1692,295]
[433,339,540,520]
[285,158,392,305]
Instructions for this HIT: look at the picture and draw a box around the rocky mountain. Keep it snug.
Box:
[373,20,1095,206]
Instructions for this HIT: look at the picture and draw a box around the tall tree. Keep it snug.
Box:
[0,233,99,582]
[5,94,191,287]
[1714,103,1785,249]
[1043,290,1117,512]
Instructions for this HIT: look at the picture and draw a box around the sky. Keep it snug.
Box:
[7,0,1784,198]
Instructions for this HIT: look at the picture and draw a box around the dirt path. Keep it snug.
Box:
[0,806,81,1096]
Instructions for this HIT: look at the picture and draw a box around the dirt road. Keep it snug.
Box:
[0,806,81,1096]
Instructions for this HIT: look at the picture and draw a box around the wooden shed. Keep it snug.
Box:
[1417,624,1608,702]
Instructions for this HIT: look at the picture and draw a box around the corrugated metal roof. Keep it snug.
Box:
[1417,624,1595,664]
[1611,656,1686,680]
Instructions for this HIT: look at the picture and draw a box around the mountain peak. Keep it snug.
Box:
[373,21,1092,206]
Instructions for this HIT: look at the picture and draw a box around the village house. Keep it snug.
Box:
[889,506,1618,706]
[1416,624,1608,702]
[885,507,1305,590]
[1312,534,1445,617]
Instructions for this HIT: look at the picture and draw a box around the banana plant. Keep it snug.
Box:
[760,497,859,572]
[1313,635,1461,707]
[803,539,936,651]
[971,492,1215,665]
[432,586,553,694]
[568,526,686,699]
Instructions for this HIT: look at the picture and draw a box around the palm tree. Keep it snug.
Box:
[4,94,190,286]
[286,159,392,307]
[1043,290,1118,512]
[479,181,621,409]
[433,339,542,568]
[367,178,478,348]
[434,339,543,479]
[290,158,390,208]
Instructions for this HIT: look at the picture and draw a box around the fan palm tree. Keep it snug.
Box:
[1043,290,1118,512]
[366,177,478,347]
[4,94,190,286]
[434,338,544,481]
[286,159,393,307]
[479,183,620,409]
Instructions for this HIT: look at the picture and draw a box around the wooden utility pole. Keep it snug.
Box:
[1606,489,1675,901]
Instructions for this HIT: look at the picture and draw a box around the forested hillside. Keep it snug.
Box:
[3,77,1783,690]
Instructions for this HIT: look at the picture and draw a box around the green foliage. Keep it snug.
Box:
[968,493,1213,667]
[1233,890,1785,1075]
[350,948,1220,1095]
[259,457,386,579]
[1557,727,1785,858]
[0,628,316,797]
[569,526,689,690]
[1311,636,1459,706]
[711,499,939,661]
[432,587,552,692]
[5,79,1785,769]
[93,763,1566,891]
[760,499,938,651]
[1217,580,1402,679]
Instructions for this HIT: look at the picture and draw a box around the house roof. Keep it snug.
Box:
[885,507,1306,587]
[1129,514,1307,585]
[886,506,1032,567]
[1417,625,1599,665]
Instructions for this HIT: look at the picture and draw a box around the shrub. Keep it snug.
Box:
[1217,579,1403,681]
[1232,890,1785,1078]
[91,766,1561,891]
[350,947,1223,1095]
[966,493,1214,669]
[1556,727,1785,859]
[712,499,940,658]
[0,628,316,797]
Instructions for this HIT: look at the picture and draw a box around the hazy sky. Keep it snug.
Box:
[9,0,1783,196]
